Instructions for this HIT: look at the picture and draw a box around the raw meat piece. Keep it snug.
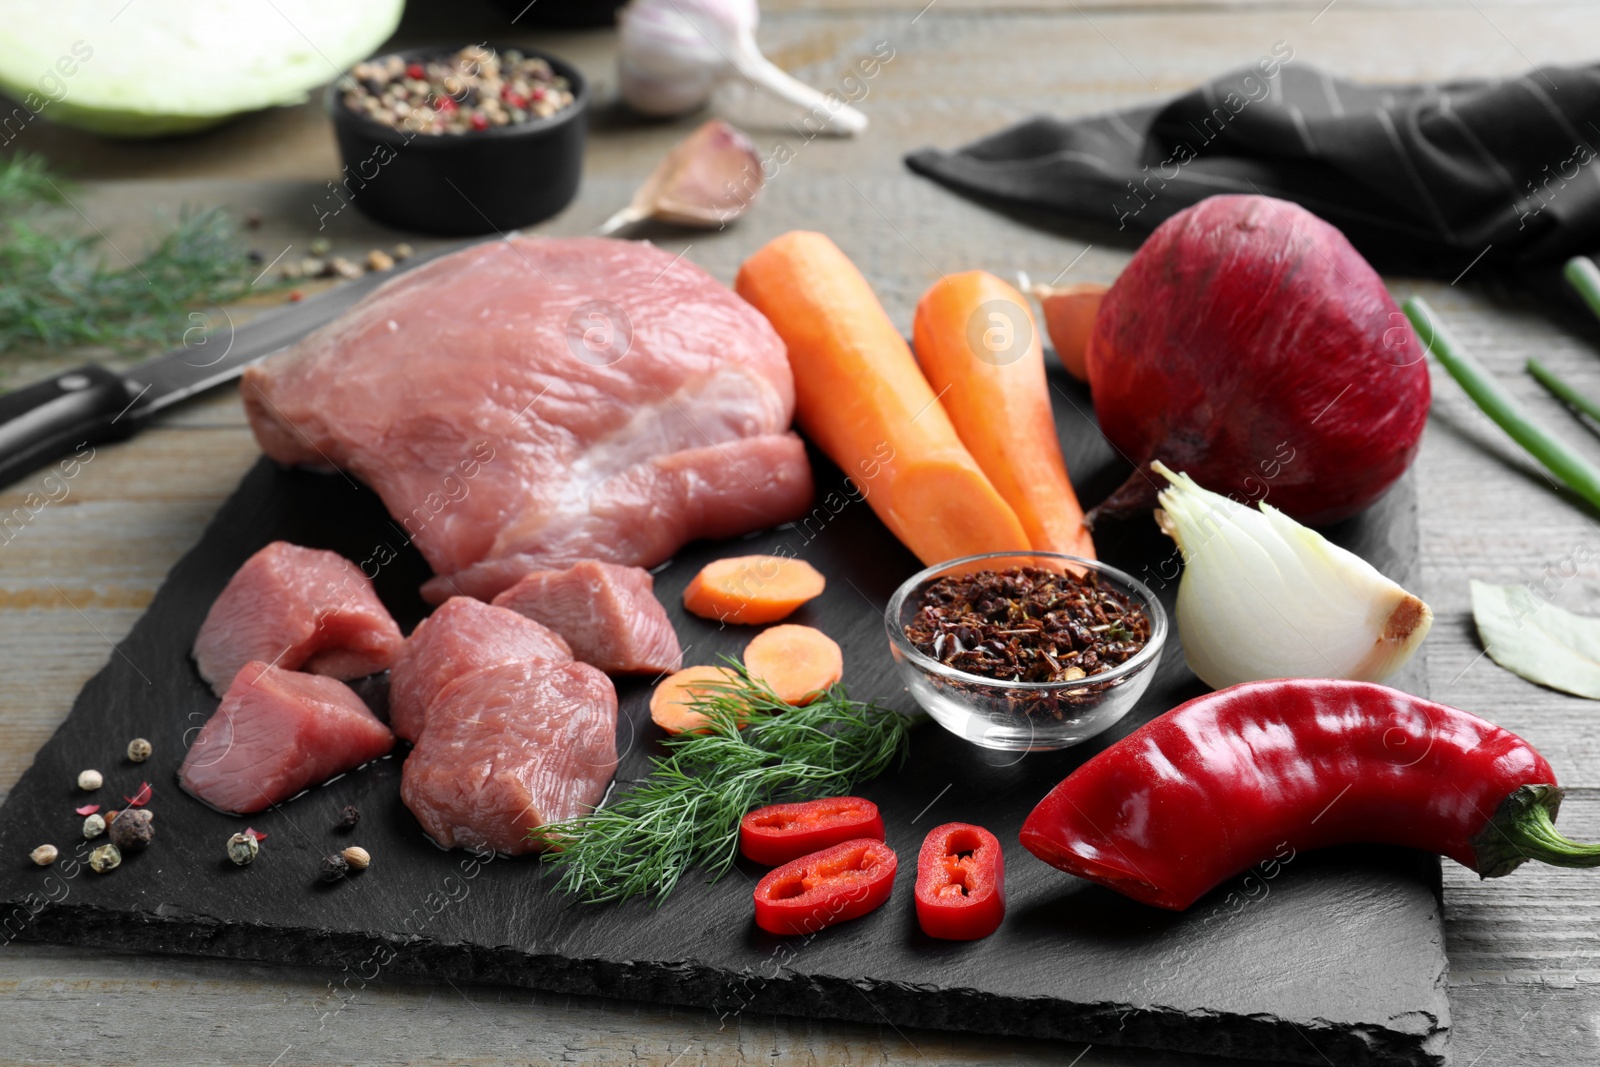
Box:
[179,662,394,815]
[192,541,403,697]
[422,435,813,603]
[400,659,618,854]
[388,596,572,743]
[242,237,814,603]
[491,560,682,675]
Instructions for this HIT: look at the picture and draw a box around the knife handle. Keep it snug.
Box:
[0,363,135,490]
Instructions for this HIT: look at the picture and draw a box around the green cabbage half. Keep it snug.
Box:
[0,0,404,137]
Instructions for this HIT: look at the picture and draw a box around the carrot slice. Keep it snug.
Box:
[743,625,843,705]
[735,232,1030,567]
[915,271,1096,560]
[1027,281,1107,383]
[683,555,825,625]
[649,665,739,734]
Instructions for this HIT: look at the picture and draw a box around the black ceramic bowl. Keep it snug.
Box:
[327,44,589,237]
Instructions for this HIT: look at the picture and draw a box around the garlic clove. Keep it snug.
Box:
[600,119,764,235]
[1153,461,1431,690]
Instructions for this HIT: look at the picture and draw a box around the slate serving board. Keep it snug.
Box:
[0,369,1449,1066]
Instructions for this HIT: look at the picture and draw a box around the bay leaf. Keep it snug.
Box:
[1470,579,1600,699]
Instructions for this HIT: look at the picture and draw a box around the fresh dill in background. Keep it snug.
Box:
[540,664,916,904]
[0,153,263,355]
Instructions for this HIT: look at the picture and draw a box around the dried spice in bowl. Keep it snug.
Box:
[904,566,1151,695]
[342,45,577,135]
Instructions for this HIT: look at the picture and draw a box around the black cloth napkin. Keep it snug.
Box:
[905,61,1600,280]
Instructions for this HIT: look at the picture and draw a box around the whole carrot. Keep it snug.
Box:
[735,233,1029,566]
[914,271,1095,559]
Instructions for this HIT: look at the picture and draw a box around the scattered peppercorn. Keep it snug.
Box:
[82,813,106,839]
[108,808,154,853]
[309,237,332,257]
[341,846,371,871]
[393,243,414,260]
[341,45,576,136]
[227,832,259,866]
[30,845,57,867]
[289,290,304,303]
[127,738,152,763]
[243,210,263,229]
[77,769,102,791]
[366,249,395,272]
[329,256,363,280]
[320,852,350,882]
[88,843,121,874]
[336,805,361,831]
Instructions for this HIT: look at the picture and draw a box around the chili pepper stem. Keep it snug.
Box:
[1472,784,1600,878]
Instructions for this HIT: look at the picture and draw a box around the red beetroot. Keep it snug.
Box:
[1085,194,1430,526]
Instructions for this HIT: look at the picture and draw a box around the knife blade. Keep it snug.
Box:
[0,240,465,492]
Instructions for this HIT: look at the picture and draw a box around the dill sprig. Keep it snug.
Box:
[540,664,916,904]
[0,153,263,354]
[0,153,63,207]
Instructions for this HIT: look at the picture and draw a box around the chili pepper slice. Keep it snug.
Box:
[1020,679,1600,911]
[739,797,885,866]
[752,838,897,936]
[915,822,1005,940]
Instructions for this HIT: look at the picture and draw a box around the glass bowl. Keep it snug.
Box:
[885,552,1167,752]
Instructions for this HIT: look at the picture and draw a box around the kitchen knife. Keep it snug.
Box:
[0,241,463,492]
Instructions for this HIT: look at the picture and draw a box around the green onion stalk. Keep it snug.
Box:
[1402,296,1600,514]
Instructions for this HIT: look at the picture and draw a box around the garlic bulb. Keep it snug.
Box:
[617,0,867,135]
[1153,462,1432,690]
[599,119,764,234]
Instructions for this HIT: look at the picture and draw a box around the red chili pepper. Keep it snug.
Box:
[739,797,884,866]
[405,62,426,80]
[501,87,527,109]
[471,113,490,132]
[752,838,897,936]
[74,804,100,817]
[1021,679,1600,911]
[124,782,152,807]
[915,822,1005,940]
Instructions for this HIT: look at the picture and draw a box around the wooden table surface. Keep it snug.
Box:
[4,0,1600,1063]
